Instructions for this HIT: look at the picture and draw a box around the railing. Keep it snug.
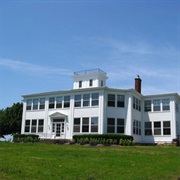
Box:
[74,68,106,75]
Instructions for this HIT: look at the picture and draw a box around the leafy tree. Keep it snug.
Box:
[0,102,23,137]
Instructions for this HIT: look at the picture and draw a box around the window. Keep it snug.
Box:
[31,119,37,133]
[33,99,38,110]
[144,100,151,112]
[74,95,81,107]
[117,95,125,107]
[107,118,115,133]
[89,79,93,87]
[92,93,99,106]
[82,118,89,132]
[25,120,30,132]
[101,80,104,87]
[162,99,170,111]
[91,117,98,132]
[163,121,171,135]
[56,96,63,108]
[144,122,152,135]
[117,118,124,133]
[108,94,115,107]
[73,118,80,132]
[64,96,70,108]
[83,94,90,107]
[38,119,44,133]
[154,121,161,135]
[39,98,45,109]
[133,97,141,111]
[49,97,55,109]
[79,81,82,88]
[133,120,141,135]
[153,100,160,111]
[26,99,32,110]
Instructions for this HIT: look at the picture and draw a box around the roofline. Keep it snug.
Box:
[144,93,180,99]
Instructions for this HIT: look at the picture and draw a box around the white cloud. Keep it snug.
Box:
[0,58,72,77]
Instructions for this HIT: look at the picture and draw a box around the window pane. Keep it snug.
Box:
[117,126,124,133]
[108,94,115,107]
[153,99,160,111]
[74,126,80,132]
[154,122,161,128]
[49,97,55,109]
[91,117,98,125]
[33,99,38,110]
[154,129,161,135]
[74,118,80,125]
[74,95,81,107]
[39,98,45,109]
[26,99,32,110]
[117,95,125,107]
[107,126,115,133]
[117,118,124,125]
[83,118,89,124]
[144,100,151,112]
[163,121,170,127]
[91,126,98,132]
[107,118,115,125]
[56,96,63,108]
[64,96,70,108]
[162,99,170,111]
[83,94,90,107]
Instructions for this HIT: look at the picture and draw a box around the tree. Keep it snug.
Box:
[0,102,23,137]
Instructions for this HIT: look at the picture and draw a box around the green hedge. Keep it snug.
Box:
[73,134,133,145]
[13,134,39,143]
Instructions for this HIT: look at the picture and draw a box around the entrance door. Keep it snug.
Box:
[52,119,65,138]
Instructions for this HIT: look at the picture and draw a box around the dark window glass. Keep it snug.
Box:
[108,94,115,107]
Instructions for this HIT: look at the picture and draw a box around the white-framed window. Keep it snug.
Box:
[89,79,93,87]
[144,100,151,112]
[25,119,44,133]
[33,99,38,110]
[79,81,82,88]
[162,99,170,111]
[49,97,55,109]
[73,117,99,133]
[82,117,89,132]
[74,95,81,107]
[163,121,171,135]
[153,99,161,111]
[133,97,141,111]
[144,122,152,135]
[26,99,32,110]
[154,121,161,135]
[25,119,30,132]
[108,94,115,107]
[117,95,125,107]
[107,118,115,133]
[64,96,70,108]
[83,94,90,107]
[117,118,124,133]
[91,117,98,132]
[92,93,99,106]
[56,96,63,108]
[133,120,141,135]
[39,98,45,110]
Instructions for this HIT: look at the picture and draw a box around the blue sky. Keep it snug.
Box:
[0,0,180,109]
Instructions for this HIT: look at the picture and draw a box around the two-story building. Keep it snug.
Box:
[21,69,180,143]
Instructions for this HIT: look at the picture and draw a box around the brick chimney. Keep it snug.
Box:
[135,75,142,93]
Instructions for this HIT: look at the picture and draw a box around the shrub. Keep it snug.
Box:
[73,134,133,145]
[13,134,39,143]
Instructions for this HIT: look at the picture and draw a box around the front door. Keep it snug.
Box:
[52,119,65,138]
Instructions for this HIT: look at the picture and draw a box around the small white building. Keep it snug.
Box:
[21,69,180,143]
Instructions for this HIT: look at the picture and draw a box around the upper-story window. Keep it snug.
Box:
[39,98,45,110]
[49,97,55,109]
[92,93,99,106]
[26,99,32,110]
[74,95,81,107]
[64,96,70,108]
[101,80,104,87]
[117,95,125,107]
[133,97,141,111]
[33,99,38,110]
[89,79,93,87]
[56,96,63,108]
[144,100,151,112]
[108,94,115,107]
[162,99,170,111]
[83,94,90,107]
[79,81,82,88]
[153,99,161,111]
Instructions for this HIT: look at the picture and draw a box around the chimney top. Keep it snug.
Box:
[135,76,142,94]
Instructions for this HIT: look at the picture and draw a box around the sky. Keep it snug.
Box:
[0,0,180,109]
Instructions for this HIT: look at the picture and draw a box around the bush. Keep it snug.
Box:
[73,134,133,145]
[13,134,39,143]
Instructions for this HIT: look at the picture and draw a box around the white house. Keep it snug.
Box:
[21,69,180,143]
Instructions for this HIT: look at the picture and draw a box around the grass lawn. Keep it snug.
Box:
[0,142,180,180]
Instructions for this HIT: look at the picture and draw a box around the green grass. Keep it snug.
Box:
[0,142,180,180]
